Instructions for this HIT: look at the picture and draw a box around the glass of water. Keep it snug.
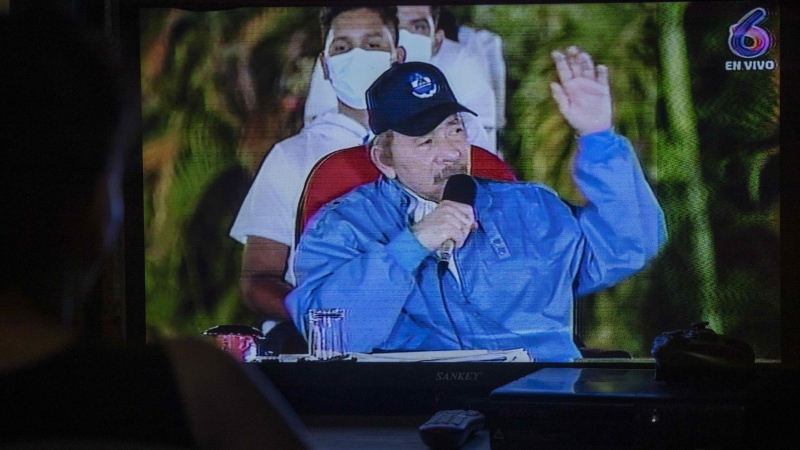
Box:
[307,308,347,360]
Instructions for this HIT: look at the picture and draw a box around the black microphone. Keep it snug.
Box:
[437,174,477,265]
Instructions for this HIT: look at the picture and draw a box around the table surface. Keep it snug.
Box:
[303,415,489,450]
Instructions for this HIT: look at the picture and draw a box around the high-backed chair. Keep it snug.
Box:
[296,145,516,238]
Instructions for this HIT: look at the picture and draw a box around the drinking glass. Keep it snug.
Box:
[307,308,347,360]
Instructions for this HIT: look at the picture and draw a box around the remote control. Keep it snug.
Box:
[418,409,486,449]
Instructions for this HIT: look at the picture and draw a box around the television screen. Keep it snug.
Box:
[137,1,780,364]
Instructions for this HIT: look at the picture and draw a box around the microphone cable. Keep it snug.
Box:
[438,260,465,350]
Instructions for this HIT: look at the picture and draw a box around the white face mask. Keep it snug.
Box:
[398,29,433,63]
[325,48,391,110]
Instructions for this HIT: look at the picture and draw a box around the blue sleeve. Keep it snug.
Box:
[573,129,667,296]
[285,211,431,353]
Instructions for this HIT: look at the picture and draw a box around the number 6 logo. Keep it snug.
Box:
[728,8,772,59]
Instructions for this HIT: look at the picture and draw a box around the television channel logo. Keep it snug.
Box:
[725,7,776,71]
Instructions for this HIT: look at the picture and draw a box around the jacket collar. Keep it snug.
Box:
[376,176,494,226]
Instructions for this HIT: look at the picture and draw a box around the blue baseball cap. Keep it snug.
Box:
[366,62,476,137]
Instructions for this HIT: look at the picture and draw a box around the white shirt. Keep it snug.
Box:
[229,112,370,285]
[457,26,507,130]
[303,42,497,154]
[430,38,497,134]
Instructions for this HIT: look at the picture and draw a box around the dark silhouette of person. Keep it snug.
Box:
[0,8,312,450]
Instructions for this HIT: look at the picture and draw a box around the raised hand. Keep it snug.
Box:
[550,46,613,136]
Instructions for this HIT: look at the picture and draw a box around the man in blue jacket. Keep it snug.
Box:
[286,47,666,362]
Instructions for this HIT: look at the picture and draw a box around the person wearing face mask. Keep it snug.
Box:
[397,5,498,151]
[229,7,404,335]
[303,5,497,154]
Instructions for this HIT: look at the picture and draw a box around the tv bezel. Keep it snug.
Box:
[120,0,798,416]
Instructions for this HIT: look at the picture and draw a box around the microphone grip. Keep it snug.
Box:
[438,239,455,264]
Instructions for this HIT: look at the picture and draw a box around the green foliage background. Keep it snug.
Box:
[141,2,779,358]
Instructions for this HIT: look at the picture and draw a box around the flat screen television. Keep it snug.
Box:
[121,0,792,414]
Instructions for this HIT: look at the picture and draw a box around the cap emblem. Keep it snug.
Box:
[409,72,438,99]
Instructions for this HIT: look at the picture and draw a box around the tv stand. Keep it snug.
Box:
[489,367,797,449]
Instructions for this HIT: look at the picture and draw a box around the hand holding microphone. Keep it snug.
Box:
[411,175,477,262]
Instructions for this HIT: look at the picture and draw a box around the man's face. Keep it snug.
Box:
[397,5,434,39]
[326,8,396,57]
[381,114,470,202]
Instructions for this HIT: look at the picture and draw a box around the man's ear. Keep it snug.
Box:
[370,143,396,179]
[393,46,407,64]
[433,29,445,56]
[319,53,330,81]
